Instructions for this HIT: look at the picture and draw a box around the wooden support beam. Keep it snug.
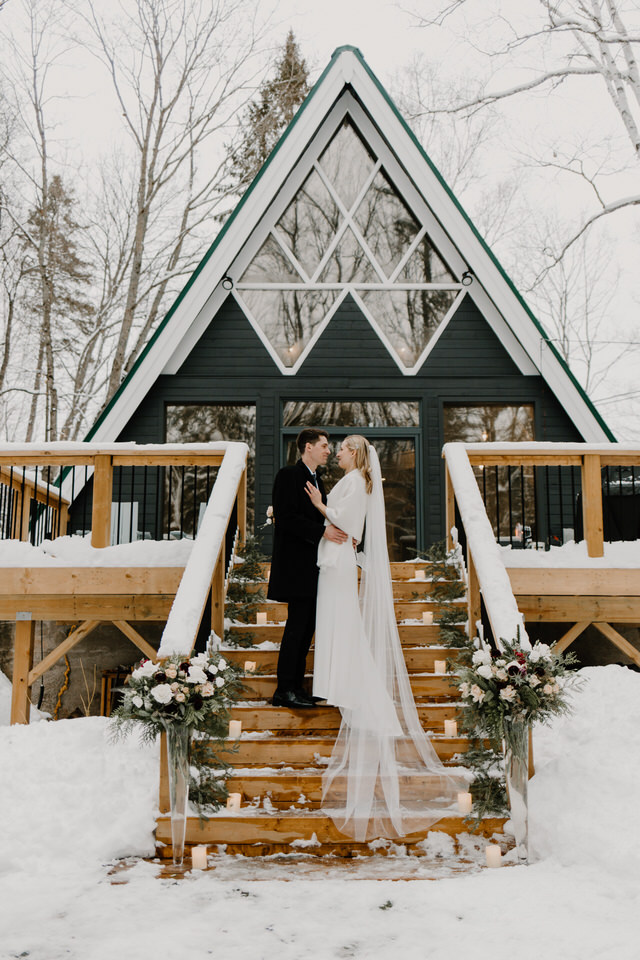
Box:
[211,546,225,643]
[592,622,640,668]
[91,455,113,548]
[28,620,101,685]
[11,617,35,725]
[445,464,455,553]
[112,621,158,661]
[553,621,591,654]
[516,596,640,622]
[508,568,640,597]
[467,548,481,640]
[0,595,175,621]
[581,454,604,558]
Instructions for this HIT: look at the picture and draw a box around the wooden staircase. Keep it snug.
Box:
[156,561,507,858]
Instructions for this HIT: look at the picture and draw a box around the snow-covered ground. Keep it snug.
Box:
[0,535,194,566]
[499,539,640,568]
[0,665,638,960]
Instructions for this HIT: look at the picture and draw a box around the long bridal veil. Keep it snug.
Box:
[321,445,468,842]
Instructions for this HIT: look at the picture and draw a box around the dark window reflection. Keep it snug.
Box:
[166,405,256,533]
[283,400,419,428]
[443,404,535,544]
[361,289,459,365]
[317,119,376,211]
[354,169,419,277]
[275,170,340,277]
[285,435,416,561]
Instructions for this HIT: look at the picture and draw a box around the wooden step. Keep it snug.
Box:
[227,623,451,644]
[217,735,467,767]
[229,701,461,731]
[235,599,464,623]
[241,561,460,581]
[157,812,506,850]
[225,769,470,807]
[239,579,458,600]
[225,646,456,673]
[238,674,459,701]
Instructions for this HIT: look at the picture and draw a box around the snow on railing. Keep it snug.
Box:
[158,442,248,657]
[443,442,529,651]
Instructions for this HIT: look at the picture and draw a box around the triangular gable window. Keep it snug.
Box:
[234,114,463,373]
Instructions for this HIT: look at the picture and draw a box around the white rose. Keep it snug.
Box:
[132,659,158,679]
[217,658,227,670]
[132,695,143,708]
[215,676,225,688]
[499,685,517,702]
[208,664,218,675]
[151,684,173,704]
[470,684,485,703]
[165,667,178,679]
[495,668,508,681]
[186,665,208,684]
[201,682,215,697]
[476,664,493,680]
[459,682,471,697]
[472,649,491,667]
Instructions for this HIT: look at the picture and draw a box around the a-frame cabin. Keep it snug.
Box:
[83,45,613,559]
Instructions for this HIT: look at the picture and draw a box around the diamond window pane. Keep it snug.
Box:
[275,170,341,277]
[318,226,378,283]
[361,289,458,366]
[354,169,419,277]
[395,236,455,284]
[240,234,301,283]
[318,119,376,211]
[239,288,338,366]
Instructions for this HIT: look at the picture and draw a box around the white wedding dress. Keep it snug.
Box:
[312,449,467,842]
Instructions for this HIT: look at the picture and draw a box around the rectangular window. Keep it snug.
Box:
[165,404,256,533]
[283,400,419,428]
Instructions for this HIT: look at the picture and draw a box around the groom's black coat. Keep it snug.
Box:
[267,460,327,602]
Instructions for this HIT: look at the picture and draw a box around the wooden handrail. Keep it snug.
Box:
[157,442,249,658]
[443,442,529,651]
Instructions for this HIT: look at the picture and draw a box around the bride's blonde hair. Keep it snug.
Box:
[344,435,373,494]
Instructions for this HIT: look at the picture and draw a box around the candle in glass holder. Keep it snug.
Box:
[226,793,242,811]
[414,568,426,581]
[444,719,458,738]
[191,845,208,869]
[256,611,267,625]
[434,660,447,674]
[422,610,434,625]
[486,845,502,868]
[457,792,473,815]
[228,719,242,739]
[243,660,256,674]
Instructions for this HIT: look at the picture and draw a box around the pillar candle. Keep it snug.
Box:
[422,610,434,625]
[191,845,208,869]
[226,793,242,811]
[244,660,256,674]
[414,568,426,581]
[444,719,458,738]
[457,792,473,815]
[256,611,267,625]
[434,660,447,674]
[228,719,242,739]
[486,845,502,868]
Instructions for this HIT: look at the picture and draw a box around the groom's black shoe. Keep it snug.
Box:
[295,689,328,706]
[271,688,314,709]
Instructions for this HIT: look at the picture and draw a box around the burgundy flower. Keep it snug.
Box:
[154,671,167,683]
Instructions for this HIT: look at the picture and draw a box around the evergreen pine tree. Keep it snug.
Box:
[227,30,310,195]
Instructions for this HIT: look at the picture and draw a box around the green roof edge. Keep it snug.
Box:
[86,43,615,443]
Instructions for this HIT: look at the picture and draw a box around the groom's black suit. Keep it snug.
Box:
[267,459,327,693]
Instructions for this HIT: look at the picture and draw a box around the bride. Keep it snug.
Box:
[305,435,467,842]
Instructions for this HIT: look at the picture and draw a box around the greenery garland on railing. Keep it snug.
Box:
[111,649,244,817]
[223,532,268,648]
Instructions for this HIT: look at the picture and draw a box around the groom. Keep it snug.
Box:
[268,428,348,709]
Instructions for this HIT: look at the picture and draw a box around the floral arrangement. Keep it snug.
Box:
[112,650,242,740]
[456,637,578,738]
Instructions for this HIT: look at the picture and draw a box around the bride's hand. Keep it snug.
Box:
[305,480,323,507]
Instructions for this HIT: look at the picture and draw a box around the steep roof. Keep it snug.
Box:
[86,45,614,443]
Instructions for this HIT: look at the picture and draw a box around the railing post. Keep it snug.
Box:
[581,454,604,558]
[211,545,225,640]
[91,455,113,548]
[467,547,481,640]
[445,462,455,552]
[237,465,247,548]
[11,615,35,724]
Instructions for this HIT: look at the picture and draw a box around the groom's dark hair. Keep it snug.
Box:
[296,428,329,454]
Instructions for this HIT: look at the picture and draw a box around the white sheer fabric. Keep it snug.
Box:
[313,447,467,842]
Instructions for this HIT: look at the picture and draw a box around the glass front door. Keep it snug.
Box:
[282,401,419,561]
